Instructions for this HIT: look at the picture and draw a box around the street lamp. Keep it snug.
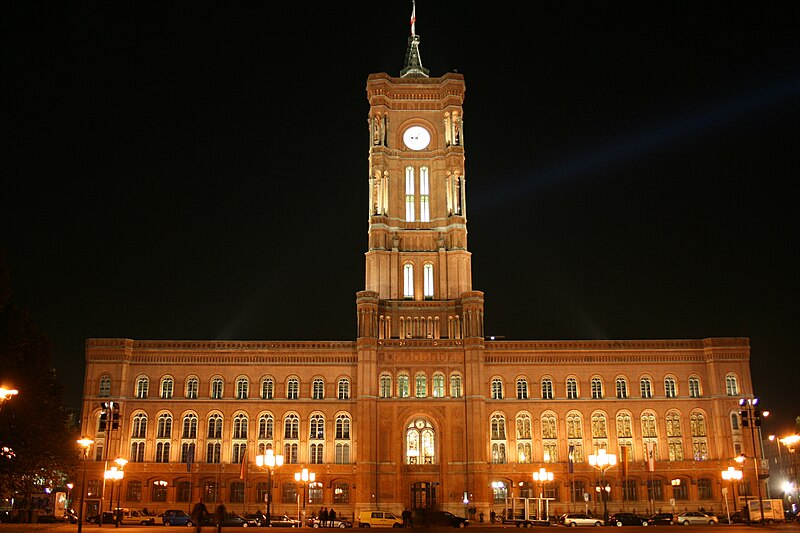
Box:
[533,468,553,520]
[76,438,94,533]
[588,449,616,525]
[66,483,74,514]
[670,479,681,514]
[256,449,284,526]
[722,466,742,523]
[739,397,766,525]
[113,457,127,527]
[294,467,315,527]
[780,435,800,499]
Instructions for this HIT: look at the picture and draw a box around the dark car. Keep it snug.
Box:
[202,513,258,527]
[609,513,647,527]
[426,511,469,528]
[646,513,673,526]
[86,511,116,524]
[718,511,746,525]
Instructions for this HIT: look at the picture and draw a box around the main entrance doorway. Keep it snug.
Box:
[410,482,437,510]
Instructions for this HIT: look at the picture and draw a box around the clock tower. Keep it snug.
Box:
[355,13,487,512]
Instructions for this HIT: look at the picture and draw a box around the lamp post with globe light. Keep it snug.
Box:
[722,466,742,523]
[588,449,616,525]
[532,468,553,520]
[780,435,800,501]
[738,397,766,525]
[113,458,127,527]
[294,467,315,526]
[256,449,284,526]
[76,438,94,533]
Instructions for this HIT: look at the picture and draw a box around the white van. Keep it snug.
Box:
[358,510,403,528]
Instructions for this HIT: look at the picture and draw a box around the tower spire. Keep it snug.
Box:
[400,1,429,78]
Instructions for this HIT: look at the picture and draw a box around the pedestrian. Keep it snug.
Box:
[330,508,337,527]
[191,501,207,533]
[402,509,411,528]
[480,511,484,523]
[215,503,226,533]
[490,510,496,524]
[321,507,329,527]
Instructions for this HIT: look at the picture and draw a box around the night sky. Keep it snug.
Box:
[3,3,799,432]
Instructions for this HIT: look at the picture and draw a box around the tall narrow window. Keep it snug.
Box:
[616,377,628,399]
[688,377,701,398]
[591,378,603,399]
[415,372,427,398]
[161,377,174,399]
[419,166,430,222]
[236,378,249,400]
[207,414,222,439]
[398,374,410,398]
[284,414,299,439]
[664,377,677,398]
[423,264,434,299]
[338,378,350,400]
[640,377,653,399]
[406,418,435,465]
[403,263,414,299]
[287,378,299,400]
[566,378,578,399]
[491,378,503,400]
[432,373,445,398]
[516,379,529,400]
[99,376,111,397]
[157,414,172,439]
[182,414,198,439]
[490,414,507,464]
[380,374,392,398]
[310,414,325,464]
[186,377,199,399]
[211,378,223,399]
[541,378,553,400]
[450,373,462,398]
[262,377,274,399]
[541,413,558,462]
[725,374,739,396]
[335,414,351,464]
[136,377,149,399]
[312,379,324,400]
[405,166,415,222]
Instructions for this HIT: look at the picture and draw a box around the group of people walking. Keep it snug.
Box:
[190,501,225,532]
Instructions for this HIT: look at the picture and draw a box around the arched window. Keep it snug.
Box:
[666,411,683,461]
[236,378,249,400]
[233,414,248,440]
[312,378,325,400]
[338,378,350,400]
[432,373,445,398]
[516,378,529,400]
[419,166,430,222]
[136,376,149,399]
[207,414,222,439]
[335,414,351,440]
[541,413,558,462]
[261,377,274,399]
[99,375,111,397]
[287,378,299,400]
[130,441,145,463]
[310,414,325,440]
[450,373,463,398]
[415,372,427,397]
[186,377,199,399]
[491,415,507,464]
[398,373,410,398]
[258,414,274,440]
[641,412,658,461]
[517,412,532,440]
[406,418,435,465]
[590,377,603,399]
[640,377,653,399]
[379,373,392,398]
[156,441,170,463]
[725,374,739,396]
[405,166,415,222]
[566,411,583,463]
[161,377,174,399]
[615,377,628,399]
[157,413,172,439]
[566,378,578,399]
[688,376,701,398]
[403,263,414,299]
[491,378,503,400]
[423,263,434,298]
[616,411,633,462]
[664,376,677,398]
[335,414,351,464]
[691,411,709,460]
[541,378,553,400]
[132,413,148,438]
[211,377,223,399]
[641,412,657,437]
[284,414,299,439]
[591,412,607,438]
[182,414,197,439]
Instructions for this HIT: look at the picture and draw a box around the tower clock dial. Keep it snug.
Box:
[402,125,431,150]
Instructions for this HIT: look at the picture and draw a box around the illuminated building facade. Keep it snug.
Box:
[78,21,759,521]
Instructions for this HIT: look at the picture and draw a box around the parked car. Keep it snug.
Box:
[675,512,718,526]
[646,513,674,526]
[308,517,354,528]
[86,511,115,524]
[161,509,194,526]
[608,513,647,527]
[268,514,301,527]
[358,510,404,528]
[202,513,258,527]
[717,511,746,525]
[561,513,604,527]
[425,511,469,528]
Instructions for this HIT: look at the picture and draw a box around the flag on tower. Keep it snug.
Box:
[410,1,416,36]
[646,441,655,472]
[568,445,575,473]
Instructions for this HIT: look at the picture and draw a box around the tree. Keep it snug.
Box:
[0,251,78,514]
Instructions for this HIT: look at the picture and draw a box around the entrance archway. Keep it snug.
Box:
[410,482,436,510]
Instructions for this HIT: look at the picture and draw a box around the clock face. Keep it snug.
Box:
[403,126,431,150]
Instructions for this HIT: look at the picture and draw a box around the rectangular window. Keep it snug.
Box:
[380,376,392,398]
[541,380,553,400]
[127,480,142,502]
[230,482,245,503]
[335,443,351,464]
[176,481,192,502]
[646,480,664,501]
[262,379,274,399]
[697,478,713,499]
[405,166,415,221]
[186,380,198,399]
[450,375,462,398]
[419,167,429,222]
[423,264,434,298]
[206,442,220,464]
[152,482,167,502]
[282,483,298,504]
[202,482,218,504]
[333,483,350,504]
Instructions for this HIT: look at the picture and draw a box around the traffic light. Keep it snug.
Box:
[112,402,120,430]
[99,410,108,431]
[740,410,749,427]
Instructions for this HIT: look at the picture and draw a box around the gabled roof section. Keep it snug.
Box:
[400,34,429,78]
